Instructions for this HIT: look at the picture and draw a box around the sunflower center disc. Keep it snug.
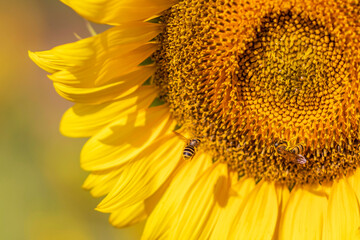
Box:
[154,0,360,185]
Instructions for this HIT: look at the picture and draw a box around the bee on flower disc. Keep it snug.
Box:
[275,140,307,165]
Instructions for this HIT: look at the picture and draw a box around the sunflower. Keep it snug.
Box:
[29,0,360,239]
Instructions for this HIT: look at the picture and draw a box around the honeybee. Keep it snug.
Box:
[174,132,201,160]
[275,140,307,164]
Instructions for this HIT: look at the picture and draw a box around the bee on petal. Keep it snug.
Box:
[174,132,201,161]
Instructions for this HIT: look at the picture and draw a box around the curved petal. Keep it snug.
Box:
[60,86,158,137]
[348,169,360,201]
[52,43,158,87]
[53,66,155,104]
[279,184,328,240]
[168,163,229,240]
[82,167,123,197]
[81,104,176,171]
[61,0,177,25]
[96,133,184,211]
[109,201,147,228]
[210,177,256,240]
[29,22,160,86]
[142,153,213,240]
[323,178,360,240]
[86,162,175,228]
[108,166,175,229]
[272,183,290,239]
[228,180,279,240]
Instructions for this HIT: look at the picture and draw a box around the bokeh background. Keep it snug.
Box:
[1,0,143,239]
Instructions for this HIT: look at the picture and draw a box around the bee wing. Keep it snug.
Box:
[296,155,307,164]
[173,131,188,142]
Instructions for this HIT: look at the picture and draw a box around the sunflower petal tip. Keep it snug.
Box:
[81,183,88,190]
[95,204,109,213]
[79,151,94,172]
[28,51,41,66]
[59,116,75,138]
[59,0,69,5]
[79,161,91,172]
[28,50,57,74]
[28,50,35,57]
[59,124,78,139]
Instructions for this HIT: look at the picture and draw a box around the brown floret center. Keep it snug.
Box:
[154,0,360,185]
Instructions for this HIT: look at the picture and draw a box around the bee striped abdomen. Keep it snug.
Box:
[183,145,196,159]
[182,138,201,160]
[291,144,304,154]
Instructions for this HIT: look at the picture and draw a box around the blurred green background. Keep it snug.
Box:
[0,0,143,239]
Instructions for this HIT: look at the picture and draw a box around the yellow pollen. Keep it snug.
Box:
[154,0,360,185]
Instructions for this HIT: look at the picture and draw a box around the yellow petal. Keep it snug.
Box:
[109,201,147,228]
[54,43,158,87]
[275,183,290,214]
[272,184,290,239]
[168,163,229,240]
[323,178,360,240]
[109,170,171,228]
[30,22,160,71]
[86,165,171,228]
[96,133,184,212]
[82,167,123,197]
[210,177,256,240]
[142,153,213,240]
[347,169,360,201]
[279,184,328,240]
[29,22,160,85]
[61,0,177,25]
[80,105,176,171]
[228,180,279,240]
[60,86,158,137]
[54,66,155,104]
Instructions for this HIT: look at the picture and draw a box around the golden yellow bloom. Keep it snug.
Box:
[30,0,360,239]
